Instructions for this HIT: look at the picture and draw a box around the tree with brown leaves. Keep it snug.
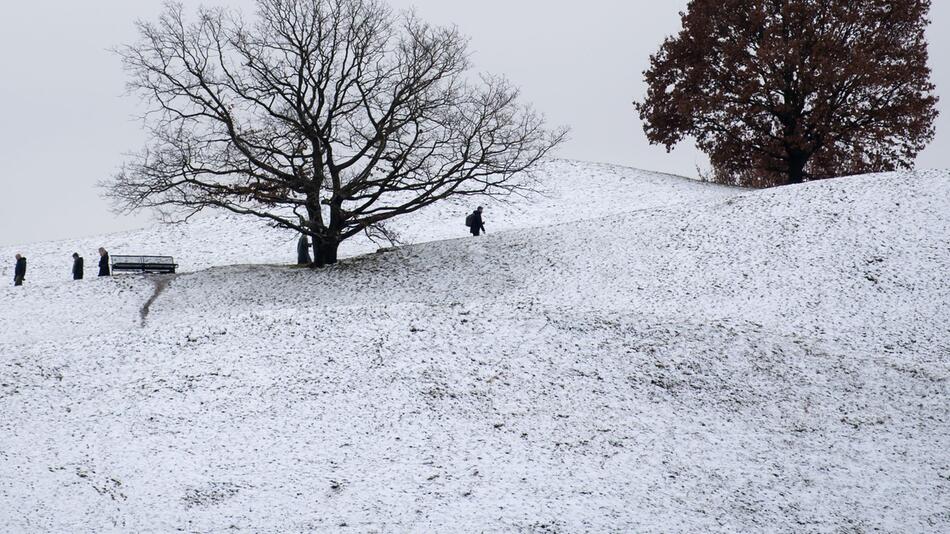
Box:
[108,0,565,266]
[636,0,939,187]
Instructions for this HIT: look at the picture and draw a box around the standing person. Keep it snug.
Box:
[98,247,111,277]
[72,253,84,280]
[297,234,312,265]
[13,254,26,286]
[467,206,486,237]
[296,215,312,266]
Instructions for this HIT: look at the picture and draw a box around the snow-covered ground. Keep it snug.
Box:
[0,159,736,283]
[1,161,948,532]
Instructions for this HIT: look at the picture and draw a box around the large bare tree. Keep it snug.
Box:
[109,0,565,265]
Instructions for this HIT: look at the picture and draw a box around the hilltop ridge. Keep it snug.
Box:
[0,159,736,283]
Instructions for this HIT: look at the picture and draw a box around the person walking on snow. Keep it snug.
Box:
[72,252,84,280]
[98,247,111,277]
[467,206,486,237]
[13,254,26,286]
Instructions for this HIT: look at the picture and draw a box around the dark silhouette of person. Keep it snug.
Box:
[98,247,111,277]
[297,234,312,265]
[13,254,26,286]
[469,206,486,236]
[72,253,84,280]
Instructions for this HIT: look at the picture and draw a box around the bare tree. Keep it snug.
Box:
[108,0,566,265]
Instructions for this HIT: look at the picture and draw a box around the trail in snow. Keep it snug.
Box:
[139,275,176,327]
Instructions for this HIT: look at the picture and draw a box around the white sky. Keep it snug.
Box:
[1,1,948,246]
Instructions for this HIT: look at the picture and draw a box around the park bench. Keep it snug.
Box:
[110,255,178,274]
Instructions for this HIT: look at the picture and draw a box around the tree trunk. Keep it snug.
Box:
[787,152,809,185]
[311,238,339,267]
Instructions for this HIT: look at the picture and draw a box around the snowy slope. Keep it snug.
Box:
[1,165,949,532]
[0,159,736,285]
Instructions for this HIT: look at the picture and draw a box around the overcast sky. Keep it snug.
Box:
[1,1,948,246]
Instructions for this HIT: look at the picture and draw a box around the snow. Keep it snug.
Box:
[1,161,948,532]
[0,159,736,283]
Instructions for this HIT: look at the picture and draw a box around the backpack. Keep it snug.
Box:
[465,213,474,227]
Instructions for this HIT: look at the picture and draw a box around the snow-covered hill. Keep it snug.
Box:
[1,162,948,532]
[0,160,736,284]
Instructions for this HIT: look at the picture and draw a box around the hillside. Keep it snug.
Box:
[0,160,735,284]
[1,163,948,532]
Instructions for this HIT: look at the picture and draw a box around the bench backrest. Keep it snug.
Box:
[111,255,178,273]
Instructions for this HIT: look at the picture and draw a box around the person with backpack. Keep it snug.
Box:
[13,254,26,286]
[72,252,84,280]
[466,206,486,237]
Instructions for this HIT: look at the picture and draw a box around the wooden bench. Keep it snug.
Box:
[111,255,178,274]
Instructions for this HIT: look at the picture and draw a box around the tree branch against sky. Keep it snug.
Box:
[107,0,566,265]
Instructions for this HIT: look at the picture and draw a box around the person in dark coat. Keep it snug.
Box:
[98,247,111,277]
[297,234,312,265]
[469,206,486,237]
[13,254,26,286]
[72,252,84,280]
